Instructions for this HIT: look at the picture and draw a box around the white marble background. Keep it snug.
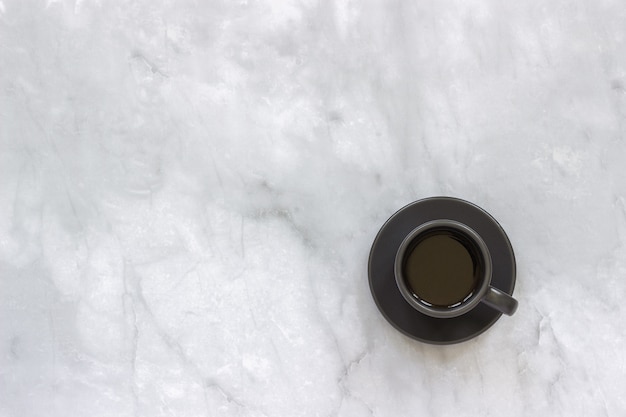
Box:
[1,0,625,416]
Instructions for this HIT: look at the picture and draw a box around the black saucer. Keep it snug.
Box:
[368,197,516,345]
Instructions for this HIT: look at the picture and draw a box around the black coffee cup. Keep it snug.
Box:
[394,219,518,318]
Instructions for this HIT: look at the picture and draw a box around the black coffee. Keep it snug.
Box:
[403,230,481,308]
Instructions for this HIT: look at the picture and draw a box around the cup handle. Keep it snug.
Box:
[481,286,518,316]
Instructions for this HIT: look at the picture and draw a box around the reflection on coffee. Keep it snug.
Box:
[403,230,481,308]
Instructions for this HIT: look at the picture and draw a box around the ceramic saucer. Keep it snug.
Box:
[368,197,516,345]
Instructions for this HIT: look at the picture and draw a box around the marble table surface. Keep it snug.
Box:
[2,1,625,416]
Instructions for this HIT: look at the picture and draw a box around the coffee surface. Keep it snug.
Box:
[404,231,479,307]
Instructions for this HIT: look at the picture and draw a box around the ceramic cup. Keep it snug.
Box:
[394,219,518,318]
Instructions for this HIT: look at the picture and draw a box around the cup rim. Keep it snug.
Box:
[394,219,493,318]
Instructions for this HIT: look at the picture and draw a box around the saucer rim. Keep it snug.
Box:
[368,196,517,345]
